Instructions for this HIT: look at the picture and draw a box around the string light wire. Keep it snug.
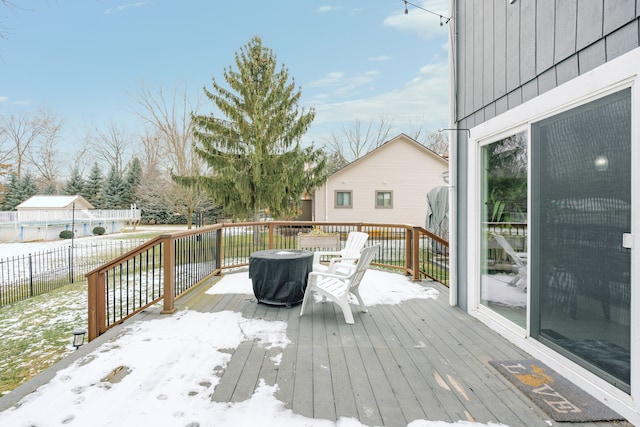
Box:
[402,0,452,25]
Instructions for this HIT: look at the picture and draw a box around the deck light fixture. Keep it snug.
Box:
[73,329,86,349]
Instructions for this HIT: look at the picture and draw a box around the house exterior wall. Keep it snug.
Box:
[314,135,447,227]
[454,0,640,313]
[453,0,640,422]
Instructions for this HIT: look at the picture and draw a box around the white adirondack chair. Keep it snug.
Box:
[300,244,380,324]
[312,231,369,273]
[491,232,527,289]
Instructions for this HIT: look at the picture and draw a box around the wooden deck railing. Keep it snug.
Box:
[86,221,449,341]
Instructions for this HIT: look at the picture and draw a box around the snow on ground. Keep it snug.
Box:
[0,225,189,258]
[0,268,510,427]
[0,227,521,426]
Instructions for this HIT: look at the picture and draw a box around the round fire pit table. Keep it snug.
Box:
[248,249,313,307]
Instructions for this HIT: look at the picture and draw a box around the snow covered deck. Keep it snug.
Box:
[0,269,630,426]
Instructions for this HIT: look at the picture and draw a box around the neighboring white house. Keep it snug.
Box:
[0,195,141,242]
[313,134,448,226]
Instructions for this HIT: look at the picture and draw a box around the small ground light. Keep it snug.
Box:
[72,329,86,349]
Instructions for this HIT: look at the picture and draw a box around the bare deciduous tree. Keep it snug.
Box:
[324,116,393,164]
[26,112,64,191]
[138,131,163,173]
[131,83,210,228]
[0,121,11,169]
[407,118,449,157]
[424,131,449,157]
[0,110,50,178]
[86,122,131,175]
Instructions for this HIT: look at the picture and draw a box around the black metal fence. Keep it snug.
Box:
[0,239,147,307]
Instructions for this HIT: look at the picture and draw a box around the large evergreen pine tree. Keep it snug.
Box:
[1,173,39,210]
[42,183,57,195]
[62,166,85,196]
[0,174,20,210]
[84,163,104,208]
[101,165,128,209]
[18,174,38,202]
[179,36,327,221]
[123,157,142,207]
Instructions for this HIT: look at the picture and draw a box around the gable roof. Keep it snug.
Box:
[16,195,94,210]
[330,133,448,178]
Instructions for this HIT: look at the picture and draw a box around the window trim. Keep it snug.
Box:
[375,190,393,209]
[334,190,353,209]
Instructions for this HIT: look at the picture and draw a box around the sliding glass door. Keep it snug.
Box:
[480,131,528,328]
[531,89,631,392]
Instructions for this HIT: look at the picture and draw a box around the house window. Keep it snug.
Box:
[479,131,528,329]
[375,191,393,208]
[335,191,352,208]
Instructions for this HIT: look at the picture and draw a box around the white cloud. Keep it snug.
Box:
[368,56,390,62]
[310,71,346,88]
[317,5,337,13]
[311,60,449,131]
[309,70,379,99]
[105,2,146,15]
[0,97,8,103]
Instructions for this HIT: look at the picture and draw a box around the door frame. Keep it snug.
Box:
[466,47,640,418]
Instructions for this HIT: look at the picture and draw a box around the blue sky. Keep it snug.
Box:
[0,0,450,158]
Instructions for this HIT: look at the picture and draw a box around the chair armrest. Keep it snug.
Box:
[312,250,343,265]
[327,257,358,273]
[309,263,357,280]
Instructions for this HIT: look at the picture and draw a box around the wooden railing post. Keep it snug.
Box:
[162,237,176,314]
[405,227,412,275]
[411,227,420,281]
[268,223,275,249]
[87,272,106,341]
[216,228,223,270]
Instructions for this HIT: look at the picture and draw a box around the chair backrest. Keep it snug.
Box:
[347,244,379,289]
[491,233,526,268]
[341,231,369,260]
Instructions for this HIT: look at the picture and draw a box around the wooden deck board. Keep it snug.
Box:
[311,304,337,422]
[403,297,546,426]
[372,304,449,421]
[335,308,385,427]
[173,272,631,427]
[325,305,360,421]
[359,311,421,426]
[292,305,314,418]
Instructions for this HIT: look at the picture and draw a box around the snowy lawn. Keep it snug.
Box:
[0,225,187,393]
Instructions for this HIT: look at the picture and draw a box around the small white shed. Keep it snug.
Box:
[17,195,94,211]
[16,195,94,222]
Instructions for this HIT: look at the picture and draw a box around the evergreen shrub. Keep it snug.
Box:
[59,230,74,239]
